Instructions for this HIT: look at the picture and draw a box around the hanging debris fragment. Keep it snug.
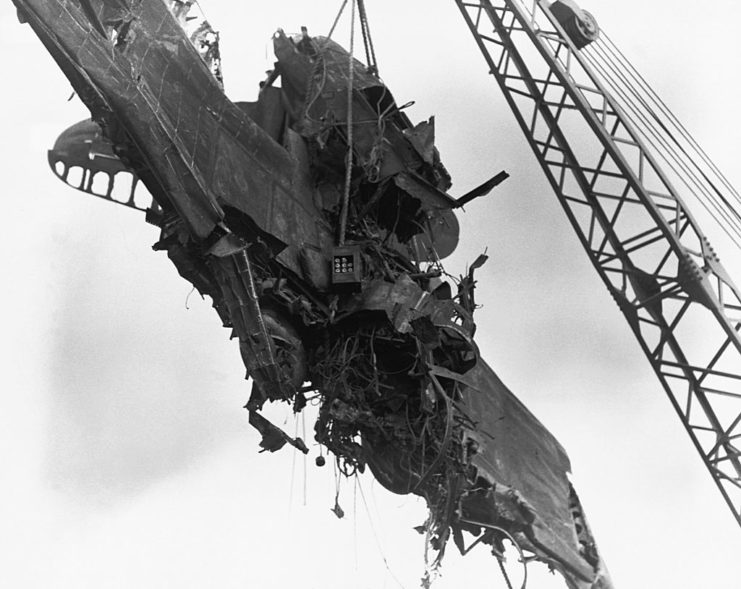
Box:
[14,1,611,587]
[167,0,223,85]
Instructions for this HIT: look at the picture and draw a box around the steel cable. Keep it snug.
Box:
[584,40,739,228]
[339,0,356,246]
[590,38,741,235]
[601,30,741,207]
[582,50,741,248]
[579,41,741,249]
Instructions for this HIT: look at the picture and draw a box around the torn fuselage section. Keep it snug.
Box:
[269,28,460,261]
[19,4,609,586]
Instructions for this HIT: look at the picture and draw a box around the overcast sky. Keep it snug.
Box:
[1,1,740,588]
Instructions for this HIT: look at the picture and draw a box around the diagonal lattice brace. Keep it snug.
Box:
[455,0,741,527]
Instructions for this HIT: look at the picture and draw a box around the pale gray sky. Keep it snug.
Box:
[1,1,740,588]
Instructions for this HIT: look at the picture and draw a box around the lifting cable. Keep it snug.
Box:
[327,0,348,40]
[578,35,741,250]
[338,0,356,246]
[601,31,741,207]
[582,45,741,249]
[587,41,741,241]
[336,0,379,246]
[357,0,379,75]
[586,41,741,247]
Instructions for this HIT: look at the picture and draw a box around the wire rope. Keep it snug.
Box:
[582,43,741,239]
[338,0,356,246]
[327,0,349,40]
[357,0,379,75]
[595,36,741,242]
[588,39,741,234]
[601,30,741,207]
[579,41,741,248]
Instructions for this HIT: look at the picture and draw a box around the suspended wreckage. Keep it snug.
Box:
[16,0,611,587]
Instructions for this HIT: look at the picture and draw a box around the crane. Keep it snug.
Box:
[5,1,740,588]
[454,0,741,528]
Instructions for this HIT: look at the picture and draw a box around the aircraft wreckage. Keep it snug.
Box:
[14,1,612,587]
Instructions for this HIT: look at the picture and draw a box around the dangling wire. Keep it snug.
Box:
[355,474,405,588]
[288,412,300,511]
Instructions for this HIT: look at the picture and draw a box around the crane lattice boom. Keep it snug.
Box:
[454,0,741,526]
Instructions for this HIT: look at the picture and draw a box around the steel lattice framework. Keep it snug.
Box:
[454,0,741,526]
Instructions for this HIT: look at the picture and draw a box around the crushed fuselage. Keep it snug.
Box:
[14,1,611,587]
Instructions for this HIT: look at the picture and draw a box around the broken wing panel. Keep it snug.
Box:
[15,0,331,267]
[457,360,596,582]
[343,277,611,588]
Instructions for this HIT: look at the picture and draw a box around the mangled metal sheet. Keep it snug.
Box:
[14,2,612,587]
